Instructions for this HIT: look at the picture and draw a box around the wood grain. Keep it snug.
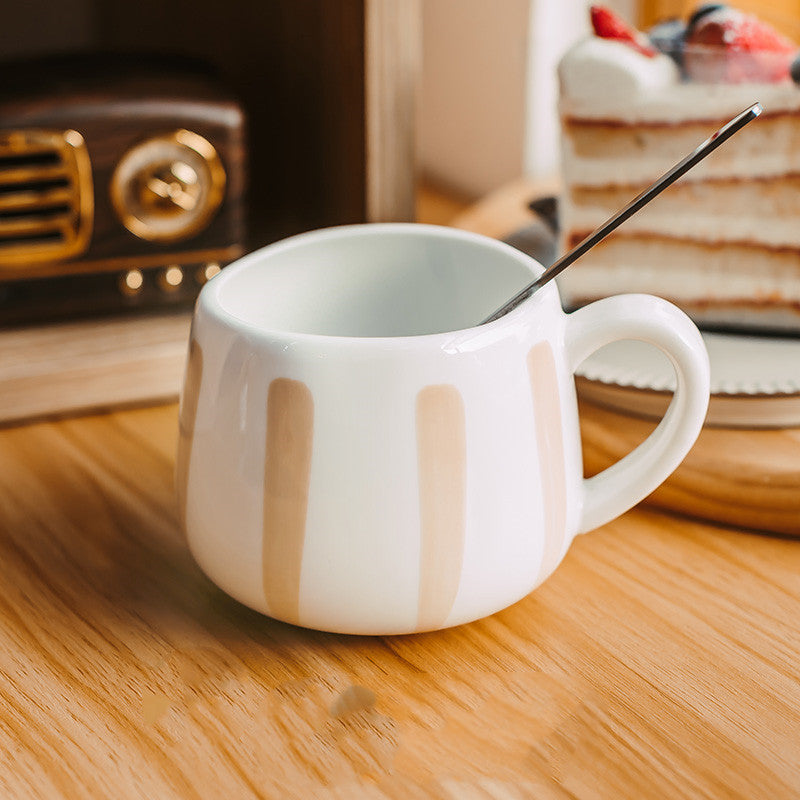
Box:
[0,312,191,425]
[0,404,798,798]
[580,399,800,536]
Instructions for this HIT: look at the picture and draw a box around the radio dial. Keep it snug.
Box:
[111,130,226,242]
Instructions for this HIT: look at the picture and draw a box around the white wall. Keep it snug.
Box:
[418,0,531,199]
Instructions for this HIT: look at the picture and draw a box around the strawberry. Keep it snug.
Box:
[688,7,795,53]
[685,7,796,82]
[590,5,657,58]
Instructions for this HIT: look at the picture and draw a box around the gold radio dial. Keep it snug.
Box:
[111,130,226,242]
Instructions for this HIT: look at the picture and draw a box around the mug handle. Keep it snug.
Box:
[565,294,710,534]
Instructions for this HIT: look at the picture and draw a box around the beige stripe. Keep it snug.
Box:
[416,384,466,631]
[527,343,567,583]
[175,338,203,537]
[262,378,314,624]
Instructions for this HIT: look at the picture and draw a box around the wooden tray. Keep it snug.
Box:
[580,399,800,537]
[454,178,800,537]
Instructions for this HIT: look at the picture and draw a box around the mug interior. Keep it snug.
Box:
[214,226,538,337]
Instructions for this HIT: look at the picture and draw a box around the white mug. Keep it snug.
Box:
[177,224,709,635]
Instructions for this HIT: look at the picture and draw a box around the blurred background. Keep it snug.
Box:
[419,0,800,200]
[5,1,799,202]
[0,0,798,331]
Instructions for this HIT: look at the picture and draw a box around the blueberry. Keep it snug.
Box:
[791,51,800,84]
[687,3,726,32]
[649,17,687,63]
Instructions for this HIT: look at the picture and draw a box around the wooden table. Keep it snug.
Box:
[1,404,799,798]
[1,183,799,798]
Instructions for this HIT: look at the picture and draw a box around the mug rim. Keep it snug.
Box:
[197,222,554,347]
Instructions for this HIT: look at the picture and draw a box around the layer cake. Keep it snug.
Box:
[557,5,800,332]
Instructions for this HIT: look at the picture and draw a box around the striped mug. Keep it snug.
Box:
[177,224,709,634]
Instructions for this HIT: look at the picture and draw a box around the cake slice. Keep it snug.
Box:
[557,4,800,333]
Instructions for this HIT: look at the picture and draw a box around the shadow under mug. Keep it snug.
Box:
[177,223,710,635]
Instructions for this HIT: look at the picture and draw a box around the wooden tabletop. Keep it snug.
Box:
[1,182,799,798]
[1,402,799,799]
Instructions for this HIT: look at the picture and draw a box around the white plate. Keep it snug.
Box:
[576,332,800,428]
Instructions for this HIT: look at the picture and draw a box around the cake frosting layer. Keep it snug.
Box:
[559,38,800,122]
[557,235,800,332]
[561,112,800,186]
[558,14,800,333]
[563,175,800,248]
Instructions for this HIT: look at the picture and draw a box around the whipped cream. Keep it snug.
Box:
[559,37,800,121]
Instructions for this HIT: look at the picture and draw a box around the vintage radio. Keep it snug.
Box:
[0,53,246,326]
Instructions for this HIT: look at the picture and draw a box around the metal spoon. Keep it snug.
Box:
[480,102,763,325]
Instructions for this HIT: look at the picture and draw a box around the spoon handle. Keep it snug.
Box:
[480,102,763,326]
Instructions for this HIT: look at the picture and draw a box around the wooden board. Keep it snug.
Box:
[580,399,800,536]
[0,312,190,425]
[452,178,800,537]
[0,403,798,798]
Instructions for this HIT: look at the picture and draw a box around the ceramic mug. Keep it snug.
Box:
[177,224,709,635]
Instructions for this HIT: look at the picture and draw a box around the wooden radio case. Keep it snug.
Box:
[0,53,246,326]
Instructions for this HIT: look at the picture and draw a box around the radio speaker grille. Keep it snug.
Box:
[0,130,93,267]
